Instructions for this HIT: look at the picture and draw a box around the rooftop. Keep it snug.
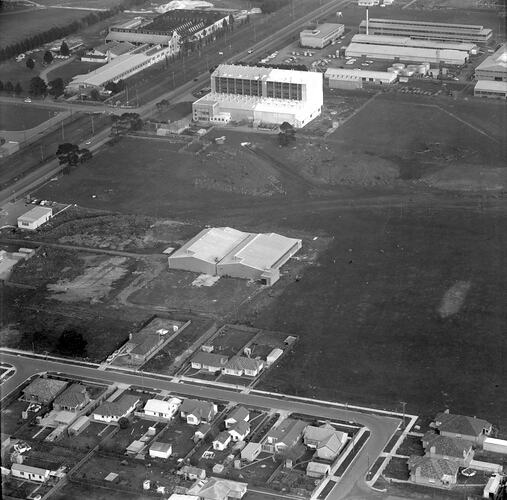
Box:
[192,351,229,367]
[423,432,473,458]
[361,18,489,31]
[22,377,67,402]
[150,441,172,453]
[18,206,52,223]
[433,412,492,437]
[476,42,507,74]
[351,34,477,52]
[266,418,307,447]
[224,356,263,372]
[475,80,507,92]
[325,67,398,80]
[300,23,344,38]
[408,455,459,480]
[94,395,139,418]
[53,383,87,408]
[144,397,182,414]
[346,42,468,61]
[227,406,249,422]
[230,420,250,436]
[188,477,247,500]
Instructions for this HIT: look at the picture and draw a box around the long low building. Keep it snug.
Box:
[66,44,175,93]
[359,18,492,43]
[351,34,478,54]
[300,23,344,49]
[192,64,323,128]
[474,80,507,100]
[325,68,397,89]
[475,42,507,82]
[168,227,302,286]
[345,42,468,65]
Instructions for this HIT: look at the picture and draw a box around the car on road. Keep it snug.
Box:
[85,140,92,145]
[24,97,32,103]
[247,49,253,54]
[218,51,224,55]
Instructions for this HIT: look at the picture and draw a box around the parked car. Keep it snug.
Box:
[24,97,32,103]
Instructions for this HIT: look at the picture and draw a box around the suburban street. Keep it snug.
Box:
[0,350,401,500]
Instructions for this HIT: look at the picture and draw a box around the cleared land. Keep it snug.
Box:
[0,102,59,131]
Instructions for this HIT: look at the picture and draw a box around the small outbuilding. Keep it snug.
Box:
[17,206,53,230]
[306,461,331,478]
[149,442,172,459]
[241,442,262,462]
[266,348,283,365]
[213,431,232,451]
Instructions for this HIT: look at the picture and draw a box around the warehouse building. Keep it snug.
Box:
[300,23,344,49]
[17,206,52,230]
[345,42,468,65]
[107,9,230,46]
[359,18,492,43]
[192,64,323,128]
[66,44,174,94]
[475,42,507,82]
[168,227,302,286]
[474,80,507,100]
[325,68,397,89]
[351,34,478,54]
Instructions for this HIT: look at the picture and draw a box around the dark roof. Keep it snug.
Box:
[224,356,263,372]
[227,406,249,423]
[180,399,215,420]
[94,395,139,418]
[54,384,87,408]
[423,432,473,458]
[433,412,492,437]
[229,420,250,436]
[23,378,67,402]
[192,351,229,367]
[408,455,459,480]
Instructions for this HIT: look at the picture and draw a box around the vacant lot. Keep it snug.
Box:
[0,102,59,131]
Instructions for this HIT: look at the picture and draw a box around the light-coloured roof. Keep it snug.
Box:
[361,18,490,32]
[11,463,49,474]
[325,68,397,81]
[346,42,467,63]
[267,348,283,359]
[18,206,52,223]
[476,43,507,75]
[241,442,261,456]
[220,232,301,272]
[300,23,344,39]
[475,80,507,93]
[144,398,181,413]
[189,477,247,500]
[150,441,172,453]
[307,461,330,474]
[351,34,476,52]
[171,227,248,265]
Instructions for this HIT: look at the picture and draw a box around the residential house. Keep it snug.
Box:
[92,395,139,423]
[180,399,217,425]
[408,455,459,489]
[194,423,212,441]
[222,356,264,377]
[11,463,50,483]
[262,418,307,453]
[225,407,249,429]
[187,477,248,500]
[431,411,492,446]
[53,384,89,412]
[126,328,167,364]
[149,442,172,459]
[191,352,229,372]
[303,423,348,461]
[422,432,474,466]
[213,431,232,451]
[241,442,262,462]
[228,421,250,442]
[178,465,206,481]
[306,461,331,478]
[144,397,182,420]
[22,377,67,405]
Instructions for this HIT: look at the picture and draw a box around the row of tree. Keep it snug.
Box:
[0,76,64,96]
[0,80,23,94]
[0,0,146,63]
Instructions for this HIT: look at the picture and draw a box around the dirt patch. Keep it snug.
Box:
[438,281,472,318]
[47,255,129,303]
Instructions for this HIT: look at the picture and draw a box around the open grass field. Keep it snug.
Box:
[0,102,59,130]
[29,89,507,427]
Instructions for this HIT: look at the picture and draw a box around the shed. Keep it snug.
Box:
[306,461,331,478]
[17,206,53,230]
[68,416,90,436]
[11,463,50,483]
[126,440,145,455]
[241,442,262,462]
[149,442,172,459]
[266,348,283,365]
[105,472,119,482]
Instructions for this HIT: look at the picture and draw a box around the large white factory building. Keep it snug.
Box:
[192,64,323,128]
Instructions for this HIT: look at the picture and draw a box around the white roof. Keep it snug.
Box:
[361,18,489,31]
[171,227,248,264]
[12,463,50,474]
[351,34,476,52]
[475,80,507,92]
[476,42,507,74]
[144,398,181,413]
[268,348,283,358]
[168,495,200,500]
[18,206,52,222]
[325,68,397,81]
[346,42,467,62]
[220,232,301,271]
[150,441,172,452]
[300,23,344,39]
[213,64,322,86]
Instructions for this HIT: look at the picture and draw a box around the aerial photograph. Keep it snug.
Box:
[0,0,506,499]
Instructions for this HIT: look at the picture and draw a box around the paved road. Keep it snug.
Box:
[0,351,400,500]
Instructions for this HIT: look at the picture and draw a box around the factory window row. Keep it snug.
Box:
[214,77,262,96]
[266,82,302,100]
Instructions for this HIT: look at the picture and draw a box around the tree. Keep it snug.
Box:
[5,81,13,92]
[14,82,22,94]
[118,417,130,429]
[43,50,53,64]
[29,76,47,96]
[60,40,70,56]
[55,329,87,357]
[56,143,79,156]
[48,77,64,97]
[26,57,35,70]
[90,88,100,101]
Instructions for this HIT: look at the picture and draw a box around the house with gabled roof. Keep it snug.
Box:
[225,407,249,429]
[408,455,459,489]
[222,356,264,377]
[422,432,474,466]
[228,420,250,442]
[144,397,182,420]
[178,465,206,481]
[191,352,229,372]
[303,423,348,461]
[213,431,232,451]
[194,423,212,441]
[180,399,217,425]
[53,384,89,412]
[22,377,67,405]
[92,395,139,423]
[11,463,51,483]
[187,477,248,500]
[431,411,492,445]
[262,418,307,453]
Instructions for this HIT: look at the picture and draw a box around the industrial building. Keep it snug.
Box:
[81,41,136,63]
[168,226,302,285]
[359,18,492,43]
[192,64,323,128]
[475,43,507,82]
[325,68,397,89]
[345,42,468,65]
[17,206,52,230]
[106,9,230,46]
[299,23,344,49]
[350,34,478,54]
[65,44,175,94]
[474,80,507,99]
